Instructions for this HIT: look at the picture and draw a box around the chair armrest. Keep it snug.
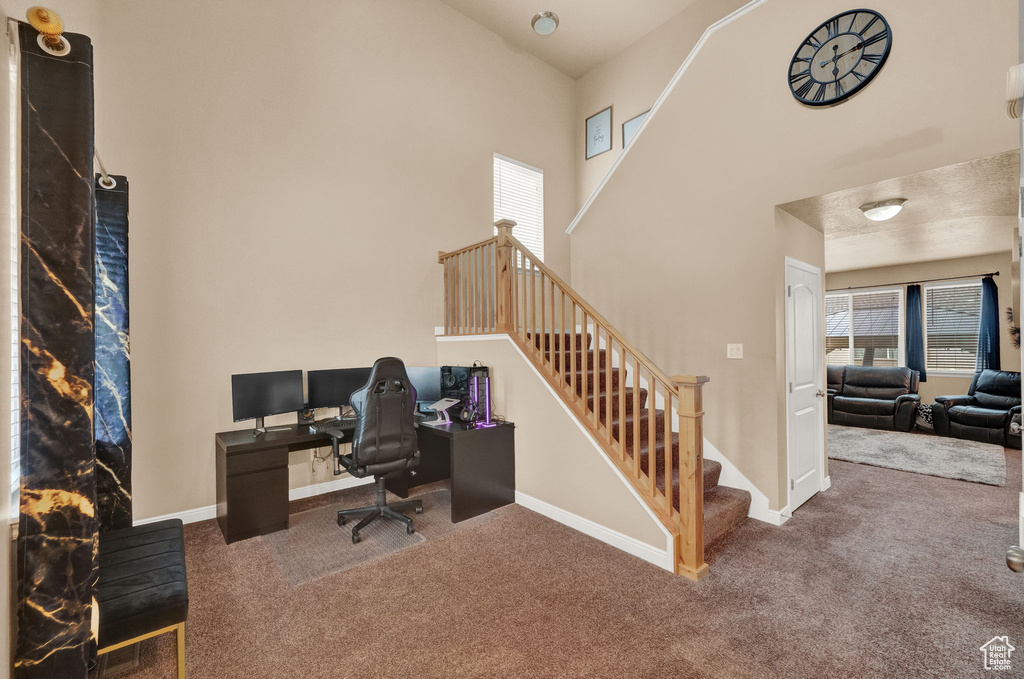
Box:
[934,395,976,409]
[1010,405,1022,416]
[932,396,974,436]
[894,394,920,431]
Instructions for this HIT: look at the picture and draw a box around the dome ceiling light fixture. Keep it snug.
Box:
[859,198,907,222]
[531,11,559,36]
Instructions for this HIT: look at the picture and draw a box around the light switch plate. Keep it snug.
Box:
[727,343,743,359]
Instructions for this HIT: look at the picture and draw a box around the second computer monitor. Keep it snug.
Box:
[406,367,442,409]
[307,367,372,410]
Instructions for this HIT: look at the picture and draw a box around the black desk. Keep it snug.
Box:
[215,420,515,544]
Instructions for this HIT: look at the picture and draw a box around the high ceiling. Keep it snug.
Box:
[438,0,700,79]
[779,151,1019,273]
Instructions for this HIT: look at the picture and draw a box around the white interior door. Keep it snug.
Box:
[786,258,825,511]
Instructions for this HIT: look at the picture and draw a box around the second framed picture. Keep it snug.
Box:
[585,106,613,159]
[622,110,650,148]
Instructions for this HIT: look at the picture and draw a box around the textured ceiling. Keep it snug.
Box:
[438,0,700,79]
[779,150,1019,272]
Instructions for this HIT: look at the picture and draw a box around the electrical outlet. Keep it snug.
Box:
[727,343,743,359]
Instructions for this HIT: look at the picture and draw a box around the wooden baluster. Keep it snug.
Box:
[440,254,449,335]
[463,252,470,334]
[485,243,491,331]
[569,301,577,402]
[474,245,481,333]
[648,375,657,496]
[560,290,566,384]
[453,254,460,334]
[532,258,540,358]
[494,221,512,334]
[618,349,626,462]
[605,335,613,445]
[673,375,710,581]
[490,242,497,331]
[511,246,519,337]
[663,390,673,516]
[591,324,598,430]
[540,272,546,369]
[549,279,556,377]
[631,356,639,470]
[581,312,589,417]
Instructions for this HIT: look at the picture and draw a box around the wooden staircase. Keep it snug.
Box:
[438,221,750,579]
[535,332,751,551]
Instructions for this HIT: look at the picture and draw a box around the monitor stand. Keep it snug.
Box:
[253,417,266,437]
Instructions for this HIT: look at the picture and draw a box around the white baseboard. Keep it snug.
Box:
[515,491,674,572]
[135,503,218,527]
[823,475,832,491]
[134,475,373,527]
[288,475,373,501]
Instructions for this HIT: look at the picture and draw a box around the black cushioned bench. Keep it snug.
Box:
[96,519,188,678]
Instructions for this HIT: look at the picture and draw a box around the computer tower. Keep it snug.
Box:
[441,366,471,400]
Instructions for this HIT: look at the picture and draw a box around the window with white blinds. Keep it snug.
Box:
[925,282,981,373]
[825,289,903,367]
[493,154,543,262]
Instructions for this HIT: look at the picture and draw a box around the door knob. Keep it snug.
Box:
[815,390,826,397]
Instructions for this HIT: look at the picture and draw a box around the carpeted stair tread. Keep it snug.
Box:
[567,367,621,395]
[703,486,751,546]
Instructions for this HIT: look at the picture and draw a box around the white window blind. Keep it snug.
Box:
[825,290,902,367]
[493,154,543,262]
[925,283,981,372]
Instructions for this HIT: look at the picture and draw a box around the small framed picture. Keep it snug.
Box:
[585,106,613,159]
[622,110,650,148]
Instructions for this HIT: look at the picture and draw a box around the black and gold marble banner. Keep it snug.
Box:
[15,26,98,679]
[94,175,131,531]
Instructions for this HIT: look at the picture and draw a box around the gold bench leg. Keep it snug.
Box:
[176,622,186,679]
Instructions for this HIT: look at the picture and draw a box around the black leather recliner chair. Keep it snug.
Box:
[828,365,920,432]
[335,357,424,543]
[826,365,845,421]
[932,369,1022,449]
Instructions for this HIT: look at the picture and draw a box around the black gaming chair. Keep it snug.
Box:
[336,357,423,543]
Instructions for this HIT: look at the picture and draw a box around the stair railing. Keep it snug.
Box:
[439,220,710,580]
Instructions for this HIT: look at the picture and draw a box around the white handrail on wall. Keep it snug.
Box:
[565,0,768,235]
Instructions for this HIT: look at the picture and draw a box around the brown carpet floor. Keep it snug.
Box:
[115,453,1024,679]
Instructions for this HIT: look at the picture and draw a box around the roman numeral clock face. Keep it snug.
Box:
[788,9,892,106]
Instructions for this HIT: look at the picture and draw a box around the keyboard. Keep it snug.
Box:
[310,417,356,434]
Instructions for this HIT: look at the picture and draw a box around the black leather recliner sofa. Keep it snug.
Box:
[827,365,920,432]
[932,369,1022,449]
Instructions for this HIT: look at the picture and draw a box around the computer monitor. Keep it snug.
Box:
[231,370,304,431]
[406,367,442,411]
[307,367,372,411]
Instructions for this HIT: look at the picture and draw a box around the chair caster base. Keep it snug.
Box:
[352,531,361,544]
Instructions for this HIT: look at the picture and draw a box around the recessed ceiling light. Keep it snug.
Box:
[532,11,559,36]
[859,198,906,221]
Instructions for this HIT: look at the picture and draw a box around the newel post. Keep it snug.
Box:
[495,219,516,334]
[672,375,710,581]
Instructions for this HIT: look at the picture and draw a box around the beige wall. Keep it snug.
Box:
[826,252,1021,403]
[436,337,668,550]
[90,0,578,519]
[569,0,1018,510]
[574,0,748,208]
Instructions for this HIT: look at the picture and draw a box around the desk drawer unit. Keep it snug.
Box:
[217,445,289,543]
